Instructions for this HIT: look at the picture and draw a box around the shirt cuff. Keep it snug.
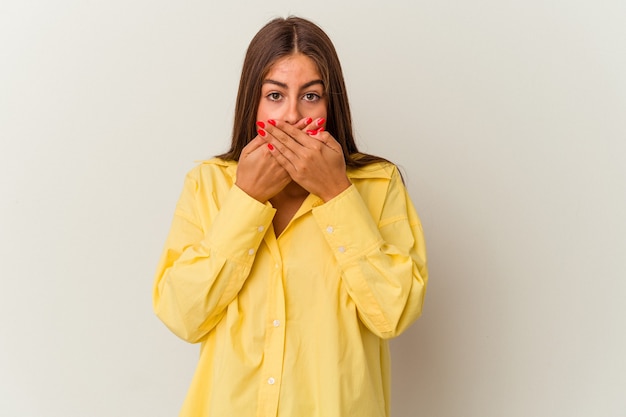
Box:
[203,185,276,264]
[311,185,383,263]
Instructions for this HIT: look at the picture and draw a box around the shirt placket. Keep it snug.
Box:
[256,234,286,417]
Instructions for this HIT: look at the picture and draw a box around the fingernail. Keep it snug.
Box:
[267,143,274,150]
[305,117,313,125]
[256,121,265,129]
[316,118,325,126]
[268,119,277,126]
[306,129,319,135]
[318,126,325,133]
[258,129,267,137]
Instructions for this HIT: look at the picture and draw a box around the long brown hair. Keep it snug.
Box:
[217,16,390,168]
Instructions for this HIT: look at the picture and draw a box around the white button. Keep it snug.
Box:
[273,319,280,327]
[338,246,346,253]
[268,377,275,385]
[248,248,255,255]
[326,226,334,233]
[258,226,264,232]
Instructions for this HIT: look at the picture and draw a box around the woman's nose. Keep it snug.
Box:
[282,100,302,125]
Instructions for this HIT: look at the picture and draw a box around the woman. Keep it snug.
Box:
[154,16,428,417]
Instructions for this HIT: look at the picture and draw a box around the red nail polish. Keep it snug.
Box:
[318,127,325,133]
[256,121,265,128]
[268,119,277,126]
[267,143,274,150]
[305,117,313,125]
[306,129,319,135]
[316,118,325,126]
[258,129,266,137]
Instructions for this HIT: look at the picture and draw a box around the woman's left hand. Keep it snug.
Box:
[262,120,352,202]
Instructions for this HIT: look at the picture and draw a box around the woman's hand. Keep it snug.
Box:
[261,119,352,202]
[235,135,291,202]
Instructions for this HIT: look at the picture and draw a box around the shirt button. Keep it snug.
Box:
[338,246,346,253]
[268,377,276,385]
[248,248,255,255]
[273,319,280,327]
[275,264,279,269]
[326,226,334,233]
[258,226,264,232]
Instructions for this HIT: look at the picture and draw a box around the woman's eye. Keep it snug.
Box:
[267,92,282,101]
[303,93,320,102]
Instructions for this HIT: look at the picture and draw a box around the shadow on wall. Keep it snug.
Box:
[389,184,516,416]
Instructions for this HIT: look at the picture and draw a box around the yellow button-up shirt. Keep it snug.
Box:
[153,158,428,417]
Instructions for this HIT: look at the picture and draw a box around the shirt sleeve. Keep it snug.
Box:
[311,166,428,339]
[153,170,276,343]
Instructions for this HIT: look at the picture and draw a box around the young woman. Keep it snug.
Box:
[154,16,428,417]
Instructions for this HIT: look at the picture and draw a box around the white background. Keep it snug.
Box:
[1,1,625,416]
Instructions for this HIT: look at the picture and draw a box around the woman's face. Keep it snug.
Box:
[256,53,327,125]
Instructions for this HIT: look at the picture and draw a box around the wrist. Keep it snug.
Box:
[235,181,268,203]
[319,178,351,202]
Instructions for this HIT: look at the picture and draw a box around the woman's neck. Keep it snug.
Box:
[269,181,309,236]
[271,181,309,202]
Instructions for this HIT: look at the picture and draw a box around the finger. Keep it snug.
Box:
[241,135,269,156]
[266,135,301,165]
[301,116,320,131]
[258,126,298,155]
[301,117,325,135]
[267,140,298,176]
[296,117,313,130]
[265,122,308,151]
[311,117,326,130]
[263,117,311,131]
[309,130,342,153]
[257,127,297,153]
[269,120,322,151]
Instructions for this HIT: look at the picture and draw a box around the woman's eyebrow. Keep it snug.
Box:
[262,79,324,89]
[300,79,324,89]
[263,79,288,89]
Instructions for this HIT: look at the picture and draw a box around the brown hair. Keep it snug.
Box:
[217,16,391,168]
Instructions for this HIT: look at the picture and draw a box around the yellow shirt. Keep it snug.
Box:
[153,158,428,417]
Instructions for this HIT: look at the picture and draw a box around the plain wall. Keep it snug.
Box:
[1,1,625,416]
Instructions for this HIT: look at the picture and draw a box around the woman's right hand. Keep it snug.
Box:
[235,135,291,202]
